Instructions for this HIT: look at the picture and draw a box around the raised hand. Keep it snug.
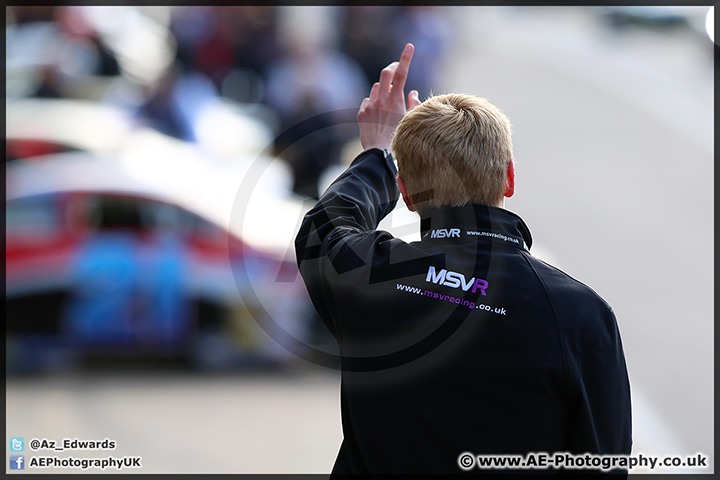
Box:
[357,43,421,151]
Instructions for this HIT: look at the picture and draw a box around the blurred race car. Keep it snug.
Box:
[6,94,316,373]
[6,153,314,373]
[600,6,699,30]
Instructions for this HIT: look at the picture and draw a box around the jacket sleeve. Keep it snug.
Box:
[565,305,633,462]
[294,148,400,337]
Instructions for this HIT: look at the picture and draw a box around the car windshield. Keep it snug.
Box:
[6,194,61,240]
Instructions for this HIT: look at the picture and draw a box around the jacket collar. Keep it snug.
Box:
[419,204,532,251]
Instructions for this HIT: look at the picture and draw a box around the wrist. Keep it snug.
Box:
[358,148,397,177]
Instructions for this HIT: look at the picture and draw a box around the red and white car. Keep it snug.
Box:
[6,98,316,372]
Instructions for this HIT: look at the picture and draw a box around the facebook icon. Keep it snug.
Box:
[10,455,24,470]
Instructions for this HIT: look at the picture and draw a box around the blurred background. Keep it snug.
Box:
[5,5,714,474]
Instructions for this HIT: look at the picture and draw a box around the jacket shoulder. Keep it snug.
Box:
[522,253,617,350]
[524,253,613,313]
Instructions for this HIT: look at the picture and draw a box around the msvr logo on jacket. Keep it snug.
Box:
[425,266,488,296]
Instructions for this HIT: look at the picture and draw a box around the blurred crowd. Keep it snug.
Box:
[7,5,454,198]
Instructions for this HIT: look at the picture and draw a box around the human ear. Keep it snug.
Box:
[504,160,515,198]
[396,176,416,212]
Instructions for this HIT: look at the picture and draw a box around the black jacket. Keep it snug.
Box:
[295,148,632,474]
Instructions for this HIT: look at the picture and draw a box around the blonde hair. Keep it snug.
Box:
[390,93,514,213]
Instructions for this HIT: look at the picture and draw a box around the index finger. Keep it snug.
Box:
[391,43,414,96]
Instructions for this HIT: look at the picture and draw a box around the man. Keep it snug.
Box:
[295,43,631,475]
